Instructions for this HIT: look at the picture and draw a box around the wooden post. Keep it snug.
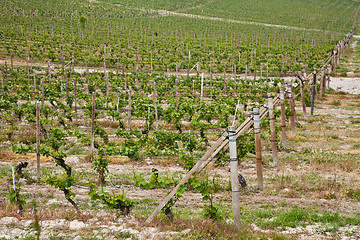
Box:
[1,68,4,95]
[233,64,236,90]
[253,64,257,82]
[299,78,307,120]
[253,108,263,191]
[321,70,326,96]
[48,59,51,84]
[154,81,158,131]
[267,94,278,166]
[223,69,226,94]
[228,126,241,227]
[280,86,287,148]
[176,71,179,111]
[74,77,77,122]
[311,71,316,116]
[197,62,200,78]
[27,57,30,89]
[41,78,45,113]
[187,51,190,80]
[200,73,204,101]
[245,64,248,84]
[210,63,213,99]
[90,92,95,161]
[287,82,296,135]
[266,62,269,80]
[36,102,41,181]
[128,86,132,131]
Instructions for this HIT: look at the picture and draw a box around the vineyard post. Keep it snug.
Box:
[267,93,278,166]
[253,108,263,191]
[122,65,126,90]
[145,71,149,92]
[90,92,95,161]
[327,67,331,90]
[166,69,169,90]
[10,55,13,71]
[197,62,200,78]
[176,69,179,111]
[266,62,269,80]
[104,46,109,100]
[200,73,204,101]
[12,167,16,191]
[253,64,257,82]
[36,101,41,181]
[300,79,307,119]
[286,81,296,135]
[223,69,226,94]
[321,69,326,96]
[228,126,241,228]
[1,68,4,95]
[48,59,51,84]
[187,51,190,80]
[4,62,7,77]
[210,63,213,99]
[154,81,158,131]
[41,78,45,114]
[280,86,287,148]
[245,64,248,84]
[311,71,316,116]
[127,86,133,131]
[27,56,30,89]
[233,64,236,90]
[150,53,153,74]
[74,77,77,122]
[86,61,90,93]
[260,63,263,79]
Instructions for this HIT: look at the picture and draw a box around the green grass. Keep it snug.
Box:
[244,206,360,230]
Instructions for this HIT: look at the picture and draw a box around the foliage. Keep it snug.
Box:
[88,183,135,214]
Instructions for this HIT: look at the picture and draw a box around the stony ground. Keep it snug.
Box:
[1,45,360,240]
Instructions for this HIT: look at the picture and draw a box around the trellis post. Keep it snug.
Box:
[228,126,241,227]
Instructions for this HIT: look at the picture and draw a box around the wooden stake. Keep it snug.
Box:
[210,63,213,99]
[154,81,158,131]
[311,71,316,115]
[90,92,95,161]
[228,126,241,227]
[299,78,307,120]
[223,69,226,94]
[280,86,287,148]
[267,94,278,166]
[253,108,263,191]
[1,67,4,95]
[200,73,204,101]
[41,78,45,113]
[36,102,41,181]
[176,70,179,111]
[287,82,296,135]
[128,86,132,131]
[74,77,77,122]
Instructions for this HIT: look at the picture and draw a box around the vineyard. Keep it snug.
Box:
[1,0,360,239]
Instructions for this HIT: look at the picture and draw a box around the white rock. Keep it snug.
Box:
[0,217,19,225]
[20,220,33,227]
[66,156,80,164]
[181,229,191,234]
[121,228,139,235]
[69,220,86,230]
